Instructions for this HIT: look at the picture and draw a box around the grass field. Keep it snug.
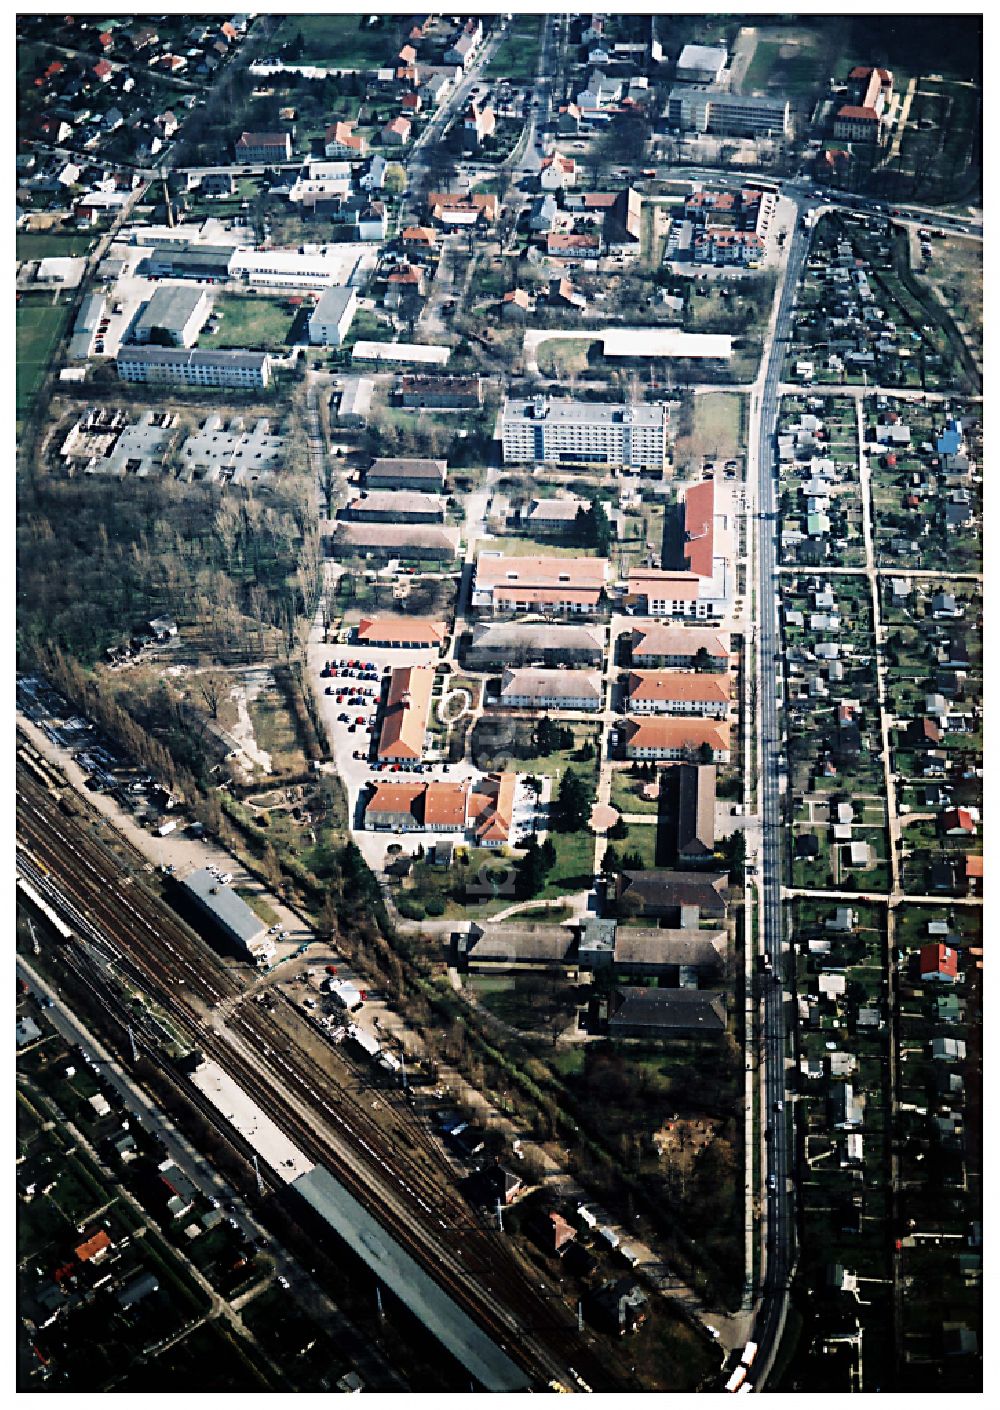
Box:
[248,685,309,774]
[17,230,96,262]
[485,13,543,81]
[272,13,404,68]
[538,827,595,899]
[674,390,744,468]
[200,296,297,350]
[17,296,71,425]
[535,338,598,377]
[610,769,660,816]
[744,32,828,95]
[918,235,982,367]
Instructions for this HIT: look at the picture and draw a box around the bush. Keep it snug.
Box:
[424,895,445,917]
[397,897,426,921]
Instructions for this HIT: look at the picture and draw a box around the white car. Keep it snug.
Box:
[277,1275,290,1289]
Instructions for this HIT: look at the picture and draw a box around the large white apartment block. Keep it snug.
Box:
[117,345,271,389]
[501,397,669,473]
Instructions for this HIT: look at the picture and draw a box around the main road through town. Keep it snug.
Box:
[744,198,814,1388]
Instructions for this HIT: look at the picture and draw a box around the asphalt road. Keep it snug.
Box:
[745,201,814,1386]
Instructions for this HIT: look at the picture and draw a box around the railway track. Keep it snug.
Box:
[16,766,616,1391]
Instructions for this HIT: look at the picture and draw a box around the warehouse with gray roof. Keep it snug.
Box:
[181,868,273,961]
[133,284,212,347]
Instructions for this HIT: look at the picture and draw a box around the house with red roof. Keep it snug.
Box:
[964,855,983,895]
[382,115,412,147]
[919,944,959,983]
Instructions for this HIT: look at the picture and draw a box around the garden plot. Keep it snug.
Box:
[776,395,865,569]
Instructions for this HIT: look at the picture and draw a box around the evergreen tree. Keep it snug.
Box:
[553,767,591,833]
[540,837,557,872]
[601,844,621,875]
[515,839,547,899]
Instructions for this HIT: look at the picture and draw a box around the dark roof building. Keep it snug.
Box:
[670,763,716,863]
[616,869,729,922]
[608,986,727,1038]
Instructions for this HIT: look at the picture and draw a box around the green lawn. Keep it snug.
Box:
[201,296,298,350]
[17,230,96,262]
[610,769,660,816]
[539,828,595,898]
[743,38,782,90]
[272,13,405,67]
[615,821,660,868]
[17,297,71,424]
[692,391,744,461]
[477,534,600,558]
[485,13,544,81]
[536,338,600,377]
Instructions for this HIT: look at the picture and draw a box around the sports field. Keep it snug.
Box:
[17,298,71,424]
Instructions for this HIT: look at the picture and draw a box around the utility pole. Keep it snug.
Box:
[577,1300,584,1334]
[127,1025,138,1063]
[496,1198,504,1233]
[376,1283,384,1319]
[400,1049,408,1091]
[253,1153,264,1197]
[26,917,40,956]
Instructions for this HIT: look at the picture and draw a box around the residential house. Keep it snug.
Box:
[530,192,559,234]
[576,69,622,116]
[499,667,603,710]
[400,225,438,250]
[501,288,531,322]
[382,115,412,146]
[548,276,587,311]
[919,944,959,982]
[385,263,425,311]
[428,191,499,226]
[471,552,610,615]
[463,100,496,148]
[557,103,584,135]
[539,153,577,190]
[630,624,730,671]
[464,622,604,669]
[623,716,731,762]
[366,456,447,492]
[354,155,388,195]
[234,130,292,163]
[625,671,730,718]
[324,121,365,159]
